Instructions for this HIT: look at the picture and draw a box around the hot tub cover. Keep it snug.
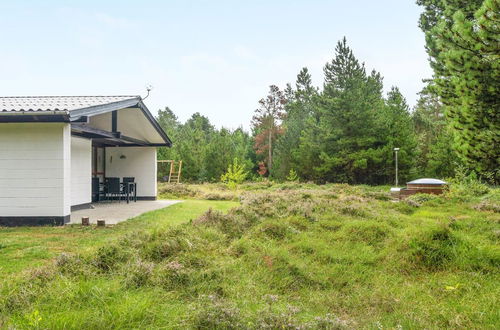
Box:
[407,178,447,185]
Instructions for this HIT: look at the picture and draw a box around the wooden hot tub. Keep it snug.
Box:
[399,178,447,198]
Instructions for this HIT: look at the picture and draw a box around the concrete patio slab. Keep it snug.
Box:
[69,200,181,225]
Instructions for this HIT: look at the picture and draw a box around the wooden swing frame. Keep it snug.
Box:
[157,160,183,183]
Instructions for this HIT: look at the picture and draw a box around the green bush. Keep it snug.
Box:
[286,169,299,182]
[220,158,248,189]
[446,167,491,201]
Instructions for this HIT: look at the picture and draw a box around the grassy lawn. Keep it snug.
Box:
[0,200,238,276]
[0,183,498,328]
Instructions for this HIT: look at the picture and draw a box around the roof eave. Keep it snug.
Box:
[69,97,172,147]
[0,111,70,122]
[136,100,173,147]
[0,96,173,147]
[69,97,141,120]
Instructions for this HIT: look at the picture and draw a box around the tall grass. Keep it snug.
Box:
[1,184,499,328]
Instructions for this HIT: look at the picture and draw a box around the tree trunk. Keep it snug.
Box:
[268,128,272,172]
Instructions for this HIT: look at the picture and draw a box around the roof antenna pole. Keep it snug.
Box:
[143,84,153,100]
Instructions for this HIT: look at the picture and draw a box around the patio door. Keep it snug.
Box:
[92,146,105,181]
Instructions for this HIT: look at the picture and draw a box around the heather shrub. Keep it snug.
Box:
[141,230,192,261]
[362,190,391,201]
[0,267,55,313]
[193,208,253,238]
[254,296,350,329]
[259,221,294,240]
[405,193,440,207]
[403,223,498,272]
[473,200,500,213]
[55,253,90,277]
[1,183,499,329]
[92,244,130,272]
[184,295,246,329]
[152,260,192,290]
[123,259,155,288]
[340,222,393,246]
[338,204,369,218]
[158,183,198,198]
[407,224,463,270]
[202,192,237,201]
[391,201,418,214]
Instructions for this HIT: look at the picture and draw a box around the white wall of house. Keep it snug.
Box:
[70,136,91,207]
[62,124,71,216]
[105,147,157,198]
[0,123,71,217]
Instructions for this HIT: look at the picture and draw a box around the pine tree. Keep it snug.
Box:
[413,84,461,178]
[417,0,500,182]
[273,68,317,180]
[379,87,417,183]
[156,107,181,178]
[316,38,386,184]
[157,107,254,182]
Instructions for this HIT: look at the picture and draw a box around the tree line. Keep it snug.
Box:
[158,0,498,184]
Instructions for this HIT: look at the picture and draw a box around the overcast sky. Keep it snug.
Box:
[0,0,432,129]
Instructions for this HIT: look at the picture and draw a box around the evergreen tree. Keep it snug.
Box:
[417,0,500,182]
[378,87,417,183]
[315,38,386,184]
[294,109,323,181]
[157,107,181,178]
[157,108,253,182]
[204,127,253,181]
[273,68,317,180]
[413,84,461,178]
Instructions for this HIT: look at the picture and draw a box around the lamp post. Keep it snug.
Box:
[394,148,400,187]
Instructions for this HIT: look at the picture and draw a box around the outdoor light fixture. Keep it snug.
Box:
[394,148,400,187]
[120,154,127,160]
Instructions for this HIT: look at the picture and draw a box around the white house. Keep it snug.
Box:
[0,96,171,226]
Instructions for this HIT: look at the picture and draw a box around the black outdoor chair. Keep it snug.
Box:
[92,177,101,202]
[105,177,122,202]
[122,177,136,202]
